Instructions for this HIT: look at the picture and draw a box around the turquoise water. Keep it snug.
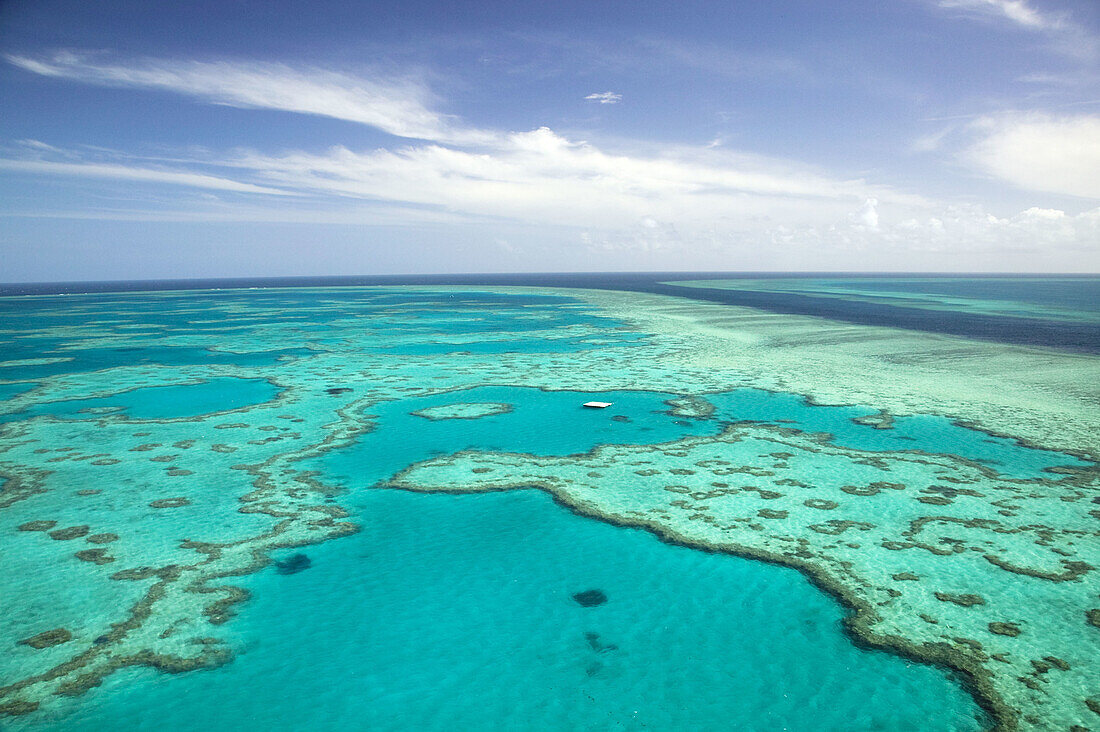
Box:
[0,377,281,423]
[0,383,36,402]
[0,288,635,379]
[705,389,1086,480]
[46,488,984,732]
[2,284,1096,729]
[313,385,1082,491]
[0,346,313,380]
[367,332,647,355]
[313,386,722,489]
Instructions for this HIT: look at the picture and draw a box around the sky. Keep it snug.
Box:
[1,0,1099,281]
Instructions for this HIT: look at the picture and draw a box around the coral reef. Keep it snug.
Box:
[1,284,1096,729]
[148,497,191,509]
[19,629,72,649]
[274,553,311,575]
[573,590,608,607]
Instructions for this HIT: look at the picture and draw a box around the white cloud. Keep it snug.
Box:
[0,158,290,195]
[911,125,958,152]
[1016,71,1077,85]
[0,202,482,225]
[5,52,497,146]
[6,133,1097,267]
[14,139,76,157]
[584,91,622,104]
[965,113,1100,199]
[853,198,880,229]
[765,204,1100,258]
[936,0,1057,30]
[0,126,914,235]
[211,126,913,232]
[933,0,1097,61]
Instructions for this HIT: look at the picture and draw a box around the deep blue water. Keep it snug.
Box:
[4,273,1098,353]
[800,276,1100,314]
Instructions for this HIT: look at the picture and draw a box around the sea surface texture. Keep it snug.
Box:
[1,280,1098,730]
[666,276,1100,325]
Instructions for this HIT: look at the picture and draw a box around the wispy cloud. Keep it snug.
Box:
[13,139,77,158]
[3,52,899,228]
[0,201,481,225]
[6,132,1096,265]
[213,126,917,231]
[584,91,622,104]
[0,126,918,238]
[933,0,1098,61]
[965,113,1100,199]
[5,51,498,145]
[630,36,806,81]
[936,0,1058,30]
[0,158,290,195]
[911,124,960,152]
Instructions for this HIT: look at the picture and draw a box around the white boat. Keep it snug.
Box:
[583,401,613,408]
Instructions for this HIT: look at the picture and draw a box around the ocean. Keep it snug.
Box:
[1,274,1097,730]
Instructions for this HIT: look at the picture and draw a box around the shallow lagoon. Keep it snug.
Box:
[313,384,1084,491]
[46,489,983,731]
[311,386,722,489]
[703,389,1087,480]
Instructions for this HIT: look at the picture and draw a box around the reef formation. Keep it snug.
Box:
[0,285,1096,730]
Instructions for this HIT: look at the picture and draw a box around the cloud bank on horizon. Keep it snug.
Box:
[1,0,1098,278]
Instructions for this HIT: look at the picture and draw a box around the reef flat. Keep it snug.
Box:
[572,287,1100,460]
[0,284,1097,729]
[410,400,513,421]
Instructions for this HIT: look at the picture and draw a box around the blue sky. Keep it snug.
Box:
[1,0,1098,280]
